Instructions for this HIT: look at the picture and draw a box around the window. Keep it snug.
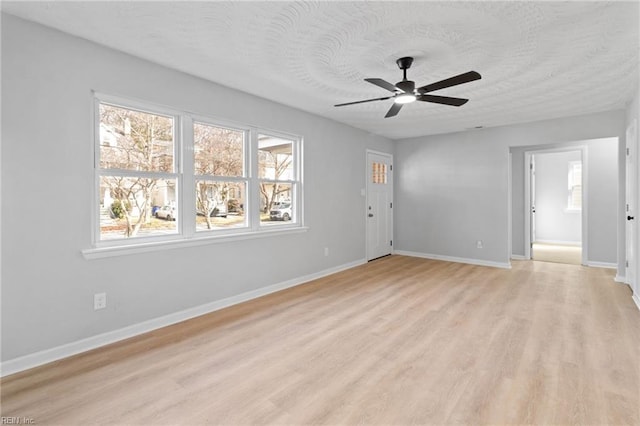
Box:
[372,162,388,184]
[568,161,582,210]
[94,94,303,249]
[258,134,296,224]
[98,103,179,240]
[194,122,248,231]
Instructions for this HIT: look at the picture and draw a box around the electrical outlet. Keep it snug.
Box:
[476,240,484,249]
[324,247,329,257]
[94,292,107,310]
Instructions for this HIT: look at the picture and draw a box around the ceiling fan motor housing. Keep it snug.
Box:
[396,80,415,93]
[396,57,414,70]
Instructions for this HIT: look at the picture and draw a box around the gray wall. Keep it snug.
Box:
[1,15,393,362]
[395,110,626,267]
[534,151,582,244]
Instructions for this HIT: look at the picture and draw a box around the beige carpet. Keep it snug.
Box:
[532,242,582,265]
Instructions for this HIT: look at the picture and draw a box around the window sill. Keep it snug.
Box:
[82,226,309,260]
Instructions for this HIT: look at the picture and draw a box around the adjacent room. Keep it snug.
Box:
[1,2,639,425]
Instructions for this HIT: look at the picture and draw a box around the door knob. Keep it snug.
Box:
[628,215,635,221]
[368,213,374,217]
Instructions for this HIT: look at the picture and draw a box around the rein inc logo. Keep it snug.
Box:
[1,417,35,425]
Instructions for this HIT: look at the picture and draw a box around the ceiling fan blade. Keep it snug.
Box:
[417,71,481,93]
[418,94,469,107]
[365,78,400,93]
[334,96,393,107]
[385,103,403,118]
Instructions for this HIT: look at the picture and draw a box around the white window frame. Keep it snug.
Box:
[85,93,306,259]
[191,115,252,236]
[256,130,302,228]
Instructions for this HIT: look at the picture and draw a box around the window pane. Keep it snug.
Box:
[372,162,387,184]
[100,176,177,240]
[260,182,293,223]
[258,135,293,180]
[99,104,174,172]
[570,185,582,209]
[194,123,244,177]
[195,180,246,230]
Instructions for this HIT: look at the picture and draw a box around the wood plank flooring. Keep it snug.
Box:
[532,242,582,265]
[1,255,639,425]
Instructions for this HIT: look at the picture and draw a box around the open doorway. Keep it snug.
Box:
[512,138,619,271]
[527,149,585,265]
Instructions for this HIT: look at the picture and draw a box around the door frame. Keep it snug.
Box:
[524,146,588,264]
[625,119,638,294]
[365,149,394,261]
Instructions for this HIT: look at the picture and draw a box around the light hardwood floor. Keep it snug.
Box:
[2,256,639,425]
[532,242,582,265]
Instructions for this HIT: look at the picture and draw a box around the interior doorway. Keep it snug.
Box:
[526,148,586,265]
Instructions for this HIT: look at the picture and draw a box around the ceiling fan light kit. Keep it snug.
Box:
[395,93,417,104]
[335,56,481,118]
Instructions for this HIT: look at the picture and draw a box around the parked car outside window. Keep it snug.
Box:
[269,203,292,221]
[196,202,228,218]
[155,205,177,221]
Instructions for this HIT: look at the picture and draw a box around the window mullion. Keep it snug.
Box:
[182,115,196,238]
[197,175,247,183]
[249,128,260,231]
[98,169,178,180]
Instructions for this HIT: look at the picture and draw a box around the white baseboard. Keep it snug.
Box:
[0,258,366,378]
[511,254,527,260]
[633,294,640,311]
[395,250,511,269]
[614,275,627,283]
[586,261,617,269]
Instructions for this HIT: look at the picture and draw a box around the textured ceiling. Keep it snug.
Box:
[3,1,639,139]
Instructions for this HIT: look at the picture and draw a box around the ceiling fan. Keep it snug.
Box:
[334,57,481,118]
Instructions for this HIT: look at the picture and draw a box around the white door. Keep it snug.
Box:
[367,151,393,261]
[626,120,637,290]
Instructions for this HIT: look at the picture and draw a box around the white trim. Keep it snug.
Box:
[625,119,638,303]
[524,151,532,259]
[507,152,513,265]
[83,226,309,260]
[395,250,512,269]
[511,254,527,260]
[0,257,365,377]
[614,275,626,283]
[581,147,589,266]
[585,261,617,269]
[524,147,588,265]
[632,293,640,311]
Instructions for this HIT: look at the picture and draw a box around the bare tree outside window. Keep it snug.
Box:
[99,103,176,239]
[194,123,246,230]
[258,136,293,217]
